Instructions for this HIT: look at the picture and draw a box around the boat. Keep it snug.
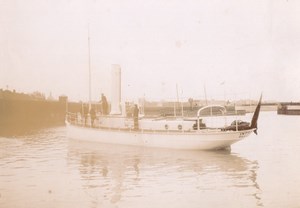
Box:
[66,65,262,150]
[277,102,300,115]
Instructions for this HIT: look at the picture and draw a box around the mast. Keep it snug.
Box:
[176,84,183,117]
[88,25,92,111]
[204,84,208,105]
[176,83,179,117]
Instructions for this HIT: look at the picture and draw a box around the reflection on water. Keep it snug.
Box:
[68,141,262,207]
[0,124,64,137]
[0,127,68,208]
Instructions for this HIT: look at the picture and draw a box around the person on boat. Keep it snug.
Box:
[193,119,206,130]
[83,104,89,126]
[101,93,109,115]
[133,104,139,130]
[90,107,96,127]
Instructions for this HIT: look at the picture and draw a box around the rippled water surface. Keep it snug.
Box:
[1,112,300,208]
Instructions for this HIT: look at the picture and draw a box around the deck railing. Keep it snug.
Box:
[66,110,238,134]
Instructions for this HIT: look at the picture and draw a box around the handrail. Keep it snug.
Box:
[196,105,227,131]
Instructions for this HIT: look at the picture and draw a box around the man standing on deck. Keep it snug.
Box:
[90,107,96,127]
[133,104,139,130]
[83,104,88,126]
[100,93,109,115]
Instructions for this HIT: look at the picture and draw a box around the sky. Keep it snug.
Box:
[1,0,300,102]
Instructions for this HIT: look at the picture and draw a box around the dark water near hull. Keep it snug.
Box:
[0,112,300,208]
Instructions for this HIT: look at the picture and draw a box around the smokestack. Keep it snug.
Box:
[110,64,121,115]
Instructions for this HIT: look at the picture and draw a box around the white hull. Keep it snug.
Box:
[66,122,254,150]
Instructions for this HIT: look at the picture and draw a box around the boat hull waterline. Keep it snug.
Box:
[66,122,254,150]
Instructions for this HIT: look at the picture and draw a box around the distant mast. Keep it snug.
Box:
[204,84,208,105]
[88,25,92,110]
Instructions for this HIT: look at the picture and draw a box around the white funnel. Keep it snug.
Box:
[110,64,121,115]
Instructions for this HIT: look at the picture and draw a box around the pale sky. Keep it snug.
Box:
[1,0,300,102]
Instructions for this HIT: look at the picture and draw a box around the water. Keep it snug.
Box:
[1,112,300,208]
